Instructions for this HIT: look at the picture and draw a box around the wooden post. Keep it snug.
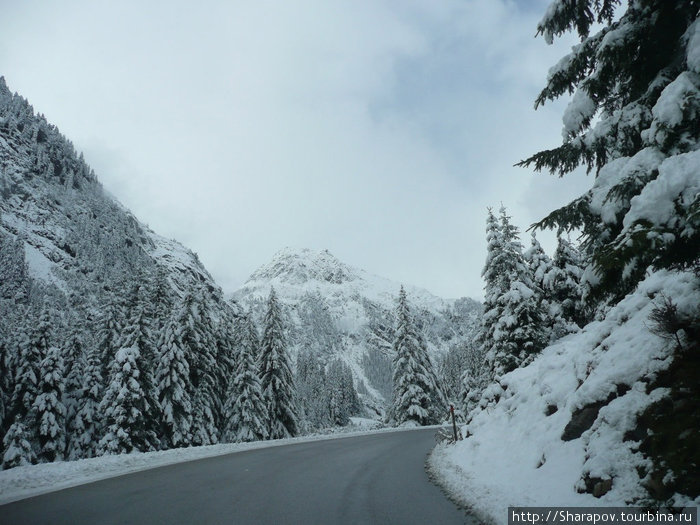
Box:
[450,405,458,442]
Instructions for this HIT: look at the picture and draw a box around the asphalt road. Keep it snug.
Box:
[0,427,469,524]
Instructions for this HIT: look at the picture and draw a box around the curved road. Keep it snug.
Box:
[0,427,468,524]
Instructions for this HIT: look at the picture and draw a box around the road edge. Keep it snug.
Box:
[426,442,496,525]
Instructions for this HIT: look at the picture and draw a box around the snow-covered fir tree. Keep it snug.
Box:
[148,267,173,328]
[486,208,546,376]
[0,322,11,443]
[391,286,442,426]
[62,323,86,437]
[477,209,506,373]
[214,309,237,436]
[0,231,30,304]
[480,207,548,377]
[2,420,35,469]
[117,284,160,450]
[32,345,66,463]
[326,359,360,426]
[94,293,122,384]
[296,351,330,431]
[456,343,488,417]
[155,307,193,449]
[544,236,585,327]
[259,288,298,439]
[68,347,102,459]
[524,232,575,343]
[187,288,219,446]
[224,315,267,443]
[8,305,50,428]
[524,232,552,293]
[519,0,700,307]
[98,345,158,455]
[437,343,468,407]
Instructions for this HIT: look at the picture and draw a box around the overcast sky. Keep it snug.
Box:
[0,0,590,300]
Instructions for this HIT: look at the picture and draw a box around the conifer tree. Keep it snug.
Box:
[0,323,10,441]
[489,209,547,375]
[155,307,193,449]
[98,345,157,455]
[32,345,66,463]
[2,420,35,469]
[519,0,700,305]
[9,306,49,426]
[524,233,575,342]
[259,288,298,439]
[68,347,102,459]
[391,286,441,426]
[62,325,85,435]
[545,237,586,327]
[117,292,160,451]
[296,351,329,430]
[95,293,122,383]
[478,208,507,370]
[458,343,488,417]
[524,232,553,292]
[188,288,219,446]
[149,267,173,329]
[327,359,360,426]
[224,315,267,442]
[0,233,29,303]
[214,309,237,436]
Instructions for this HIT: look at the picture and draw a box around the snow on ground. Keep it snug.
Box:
[428,270,700,524]
[23,242,56,284]
[0,424,441,505]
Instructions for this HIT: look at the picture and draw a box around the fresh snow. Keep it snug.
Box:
[651,72,699,130]
[0,425,441,505]
[588,148,665,225]
[562,88,596,139]
[22,242,57,285]
[429,270,700,524]
[624,149,700,231]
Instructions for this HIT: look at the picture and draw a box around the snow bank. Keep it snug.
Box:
[429,270,700,524]
[0,424,437,505]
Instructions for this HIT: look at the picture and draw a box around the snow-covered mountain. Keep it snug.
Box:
[0,76,224,307]
[232,247,481,407]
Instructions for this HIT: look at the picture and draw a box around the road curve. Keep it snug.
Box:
[0,427,468,524]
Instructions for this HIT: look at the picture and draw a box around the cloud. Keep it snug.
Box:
[0,0,586,300]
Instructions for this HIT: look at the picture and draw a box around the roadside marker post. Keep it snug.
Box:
[450,405,458,442]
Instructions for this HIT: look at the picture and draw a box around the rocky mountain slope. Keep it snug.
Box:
[0,76,224,308]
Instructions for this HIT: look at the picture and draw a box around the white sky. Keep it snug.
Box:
[0,0,590,300]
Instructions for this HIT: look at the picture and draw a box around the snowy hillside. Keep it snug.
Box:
[232,247,481,407]
[0,77,218,299]
[430,269,699,520]
[0,76,222,305]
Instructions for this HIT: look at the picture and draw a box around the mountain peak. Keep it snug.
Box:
[248,247,359,285]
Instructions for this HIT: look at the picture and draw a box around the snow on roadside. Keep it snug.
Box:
[428,270,700,524]
[0,424,439,505]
